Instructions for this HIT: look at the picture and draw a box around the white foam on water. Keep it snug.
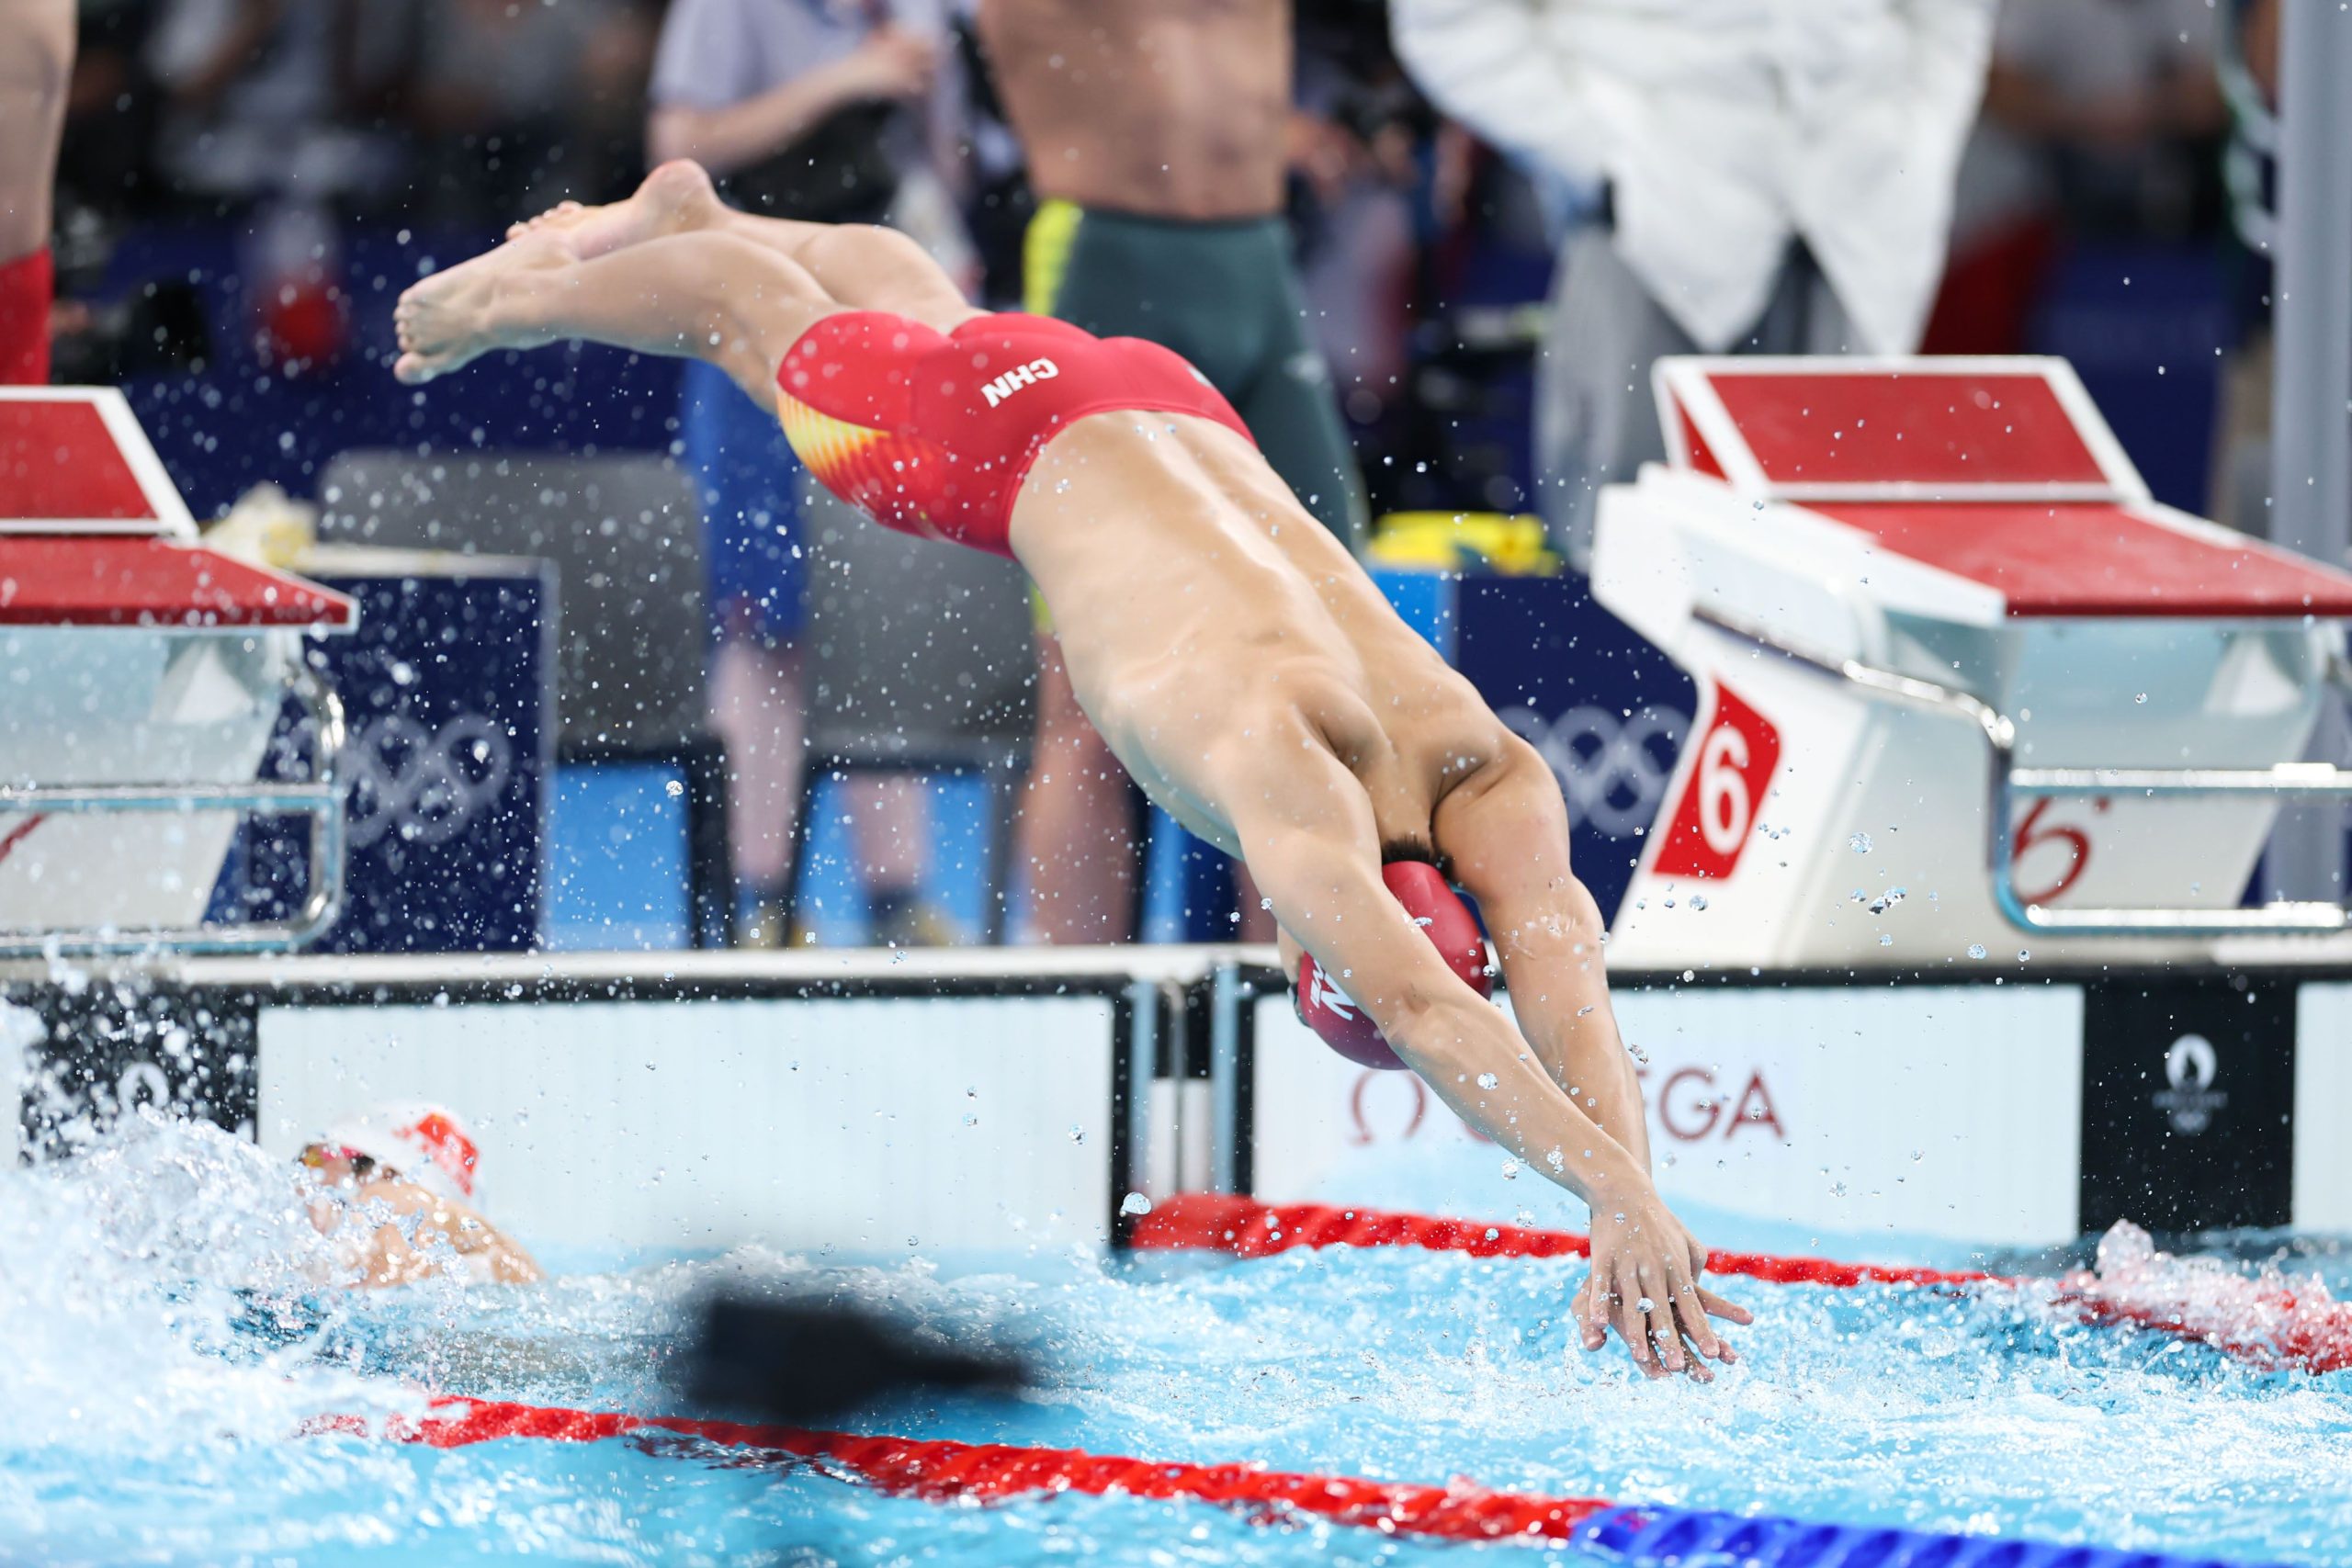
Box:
[2073,1220,2352,1362]
[0,1106,418,1456]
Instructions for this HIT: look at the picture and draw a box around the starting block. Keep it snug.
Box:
[0,388,356,953]
[1595,356,2352,968]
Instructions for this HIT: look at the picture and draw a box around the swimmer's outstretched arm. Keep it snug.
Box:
[1435,741,1651,1170]
[1221,720,1746,1378]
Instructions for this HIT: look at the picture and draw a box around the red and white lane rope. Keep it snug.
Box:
[305,1395,2277,1568]
[1128,1193,1997,1288]
[1129,1193,2352,1376]
[308,1397,1611,1544]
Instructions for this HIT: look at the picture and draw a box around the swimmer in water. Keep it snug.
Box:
[299,1102,542,1288]
[392,161,1747,1378]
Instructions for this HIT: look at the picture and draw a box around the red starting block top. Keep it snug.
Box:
[1655,355,2352,619]
[1813,502,2352,619]
[2,387,196,535]
[1657,356,2147,501]
[0,388,355,630]
[0,534,357,628]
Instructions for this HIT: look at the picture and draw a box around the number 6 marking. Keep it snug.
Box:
[2011,797,2092,904]
[1696,726,1753,856]
[1651,684,1781,881]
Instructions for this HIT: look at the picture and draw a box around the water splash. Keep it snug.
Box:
[0,1111,407,1456]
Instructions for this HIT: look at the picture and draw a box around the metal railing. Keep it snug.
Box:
[1695,606,2352,937]
[0,665,349,955]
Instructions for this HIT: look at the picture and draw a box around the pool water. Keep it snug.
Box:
[5,1114,2348,1566]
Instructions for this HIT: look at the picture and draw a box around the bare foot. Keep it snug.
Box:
[503,161,722,263]
[391,231,571,383]
[506,201,585,243]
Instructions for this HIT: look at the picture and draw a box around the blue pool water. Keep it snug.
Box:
[5,1115,2347,1566]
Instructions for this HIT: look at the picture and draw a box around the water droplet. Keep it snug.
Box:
[2134,692,2147,704]
[1689,894,1708,911]
[1476,1072,1499,1089]
[1849,832,1873,853]
[1634,1296,1656,1314]
[1068,1124,1085,1145]
[1968,943,1987,959]
[1576,1005,1595,1017]
[1119,1191,1153,1217]
[1878,933,1894,946]
[1499,1158,1521,1179]
[2018,949,2031,963]
[664,778,684,798]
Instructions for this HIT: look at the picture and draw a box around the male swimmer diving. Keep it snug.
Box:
[391,160,1748,1378]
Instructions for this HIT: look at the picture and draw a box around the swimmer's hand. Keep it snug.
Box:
[1573,1181,1750,1381]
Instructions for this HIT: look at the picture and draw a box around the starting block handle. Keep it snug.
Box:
[1992,763,2352,936]
[1696,604,2352,939]
[0,665,349,956]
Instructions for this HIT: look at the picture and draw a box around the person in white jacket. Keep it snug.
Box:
[1391,0,1998,562]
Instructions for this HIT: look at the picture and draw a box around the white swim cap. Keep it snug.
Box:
[312,1101,482,1204]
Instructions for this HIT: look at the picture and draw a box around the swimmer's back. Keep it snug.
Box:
[1012,406,1510,850]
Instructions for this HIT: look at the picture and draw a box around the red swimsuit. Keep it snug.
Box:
[773,310,1253,558]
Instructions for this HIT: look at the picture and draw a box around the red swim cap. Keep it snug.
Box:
[1295,860,1492,1070]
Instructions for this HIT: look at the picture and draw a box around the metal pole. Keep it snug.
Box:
[2264,0,2352,903]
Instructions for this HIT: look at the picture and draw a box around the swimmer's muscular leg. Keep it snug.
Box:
[515,161,974,332]
[393,229,837,406]
[715,212,974,331]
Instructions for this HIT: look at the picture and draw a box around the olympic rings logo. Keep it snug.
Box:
[340,713,514,852]
[1498,704,1690,838]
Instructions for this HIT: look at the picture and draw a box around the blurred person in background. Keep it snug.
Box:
[365,0,661,226]
[1286,2,1470,513]
[0,0,73,384]
[1392,0,1998,564]
[52,1,159,224]
[1926,0,2224,355]
[142,0,402,211]
[2206,0,2276,540]
[978,0,1369,944]
[298,1102,542,1288]
[140,0,416,376]
[646,0,977,947]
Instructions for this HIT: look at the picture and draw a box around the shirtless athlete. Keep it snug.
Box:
[982,0,1367,943]
[0,0,73,384]
[390,161,1747,1378]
